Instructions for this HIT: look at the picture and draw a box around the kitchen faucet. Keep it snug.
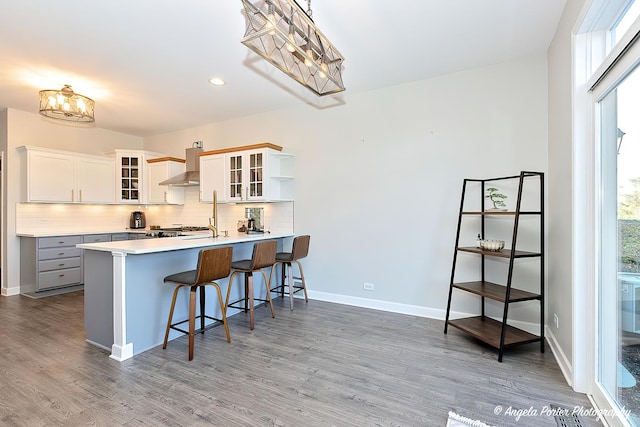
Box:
[208,190,219,237]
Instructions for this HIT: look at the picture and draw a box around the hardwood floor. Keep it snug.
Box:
[0,291,600,426]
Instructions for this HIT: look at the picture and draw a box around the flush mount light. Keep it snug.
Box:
[39,85,95,123]
[208,77,226,86]
[240,0,345,96]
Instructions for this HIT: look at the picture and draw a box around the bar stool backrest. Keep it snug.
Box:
[291,235,310,261]
[194,246,233,284]
[250,240,277,270]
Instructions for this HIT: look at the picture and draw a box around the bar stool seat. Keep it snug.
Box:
[225,240,277,330]
[163,246,233,360]
[269,235,310,310]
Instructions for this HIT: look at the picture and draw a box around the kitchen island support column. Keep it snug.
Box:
[111,252,133,361]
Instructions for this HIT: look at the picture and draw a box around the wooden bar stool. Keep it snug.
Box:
[269,235,310,310]
[225,240,276,330]
[163,246,233,360]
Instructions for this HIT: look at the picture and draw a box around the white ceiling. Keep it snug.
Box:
[0,0,566,138]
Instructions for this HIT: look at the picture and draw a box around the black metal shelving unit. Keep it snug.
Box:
[444,171,545,362]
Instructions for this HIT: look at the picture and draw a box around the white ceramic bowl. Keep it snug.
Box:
[480,239,505,251]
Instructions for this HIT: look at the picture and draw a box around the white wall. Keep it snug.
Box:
[146,55,549,320]
[547,0,588,384]
[1,108,143,295]
[0,109,7,276]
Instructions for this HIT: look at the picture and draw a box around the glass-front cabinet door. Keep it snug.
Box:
[228,153,243,201]
[119,155,140,203]
[226,149,265,201]
[248,151,263,199]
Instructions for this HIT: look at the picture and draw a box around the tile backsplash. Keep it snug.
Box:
[16,187,294,235]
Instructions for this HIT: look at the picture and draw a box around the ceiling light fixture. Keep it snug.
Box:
[209,77,226,86]
[240,0,345,96]
[39,85,95,123]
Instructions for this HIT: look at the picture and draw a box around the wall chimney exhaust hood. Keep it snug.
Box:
[159,147,203,186]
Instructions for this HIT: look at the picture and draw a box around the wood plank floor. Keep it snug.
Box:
[0,291,600,426]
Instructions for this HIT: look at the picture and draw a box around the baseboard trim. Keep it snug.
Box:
[306,290,542,335]
[545,326,573,387]
[307,290,446,319]
[1,285,21,296]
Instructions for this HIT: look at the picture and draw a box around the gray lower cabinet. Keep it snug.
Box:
[111,233,130,241]
[20,233,125,295]
[21,235,84,294]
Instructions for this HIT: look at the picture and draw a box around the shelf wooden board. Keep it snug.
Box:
[447,316,541,348]
[461,211,541,215]
[452,281,541,302]
[457,246,541,258]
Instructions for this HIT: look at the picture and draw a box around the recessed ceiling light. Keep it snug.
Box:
[208,77,225,86]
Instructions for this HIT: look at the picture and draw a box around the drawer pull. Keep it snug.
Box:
[59,274,65,277]
[59,263,65,267]
[58,241,65,244]
[58,252,65,256]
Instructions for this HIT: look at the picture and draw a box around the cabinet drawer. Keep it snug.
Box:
[39,247,82,260]
[83,234,111,243]
[38,236,82,249]
[38,257,82,272]
[110,233,130,241]
[38,268,82,290]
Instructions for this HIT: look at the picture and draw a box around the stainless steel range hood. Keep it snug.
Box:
[159,147,203,186]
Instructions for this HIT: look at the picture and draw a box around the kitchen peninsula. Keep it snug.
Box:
[78,232,293,361]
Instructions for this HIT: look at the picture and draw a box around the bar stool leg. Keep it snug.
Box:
[163,285,182,349]
[286,262,294,310]
[244,276,249,313]
[188,285,198,361]
[294,260,309,302]
[199,285,206,332]
[211,283,231,343]
[259,270,275,318]
[248,272,255,330]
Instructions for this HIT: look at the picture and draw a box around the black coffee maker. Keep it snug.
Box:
[130,211,146,229]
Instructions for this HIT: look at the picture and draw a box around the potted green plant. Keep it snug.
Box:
[485,187,508,211]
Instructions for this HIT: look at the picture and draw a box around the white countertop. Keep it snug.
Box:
[76,231,293,255]
[17,229,147,238]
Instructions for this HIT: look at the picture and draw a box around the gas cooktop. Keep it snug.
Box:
[145,226,209,238]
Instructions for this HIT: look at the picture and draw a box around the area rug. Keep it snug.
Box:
[446,411,495,427]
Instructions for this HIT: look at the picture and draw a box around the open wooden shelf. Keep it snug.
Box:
[462,211,542,215]
[452,281,541,303]
[444,171,545,362]
[447,316,541,349]
[457,247,541,258]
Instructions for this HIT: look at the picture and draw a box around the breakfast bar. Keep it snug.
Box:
[78,232,293,361]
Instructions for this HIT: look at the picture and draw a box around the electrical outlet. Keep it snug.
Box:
[553,313,559,329]
[363,282,374,291]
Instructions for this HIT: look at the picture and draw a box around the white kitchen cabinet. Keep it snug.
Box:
[108,149,166,204]
[76,155,116,203]
[147,158,186,204]
[19,146,115,203]
[199,144,294,203]
[226,147,294,202]
[199,153,225,203]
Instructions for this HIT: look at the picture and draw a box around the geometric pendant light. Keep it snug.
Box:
[240,0,345,96]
